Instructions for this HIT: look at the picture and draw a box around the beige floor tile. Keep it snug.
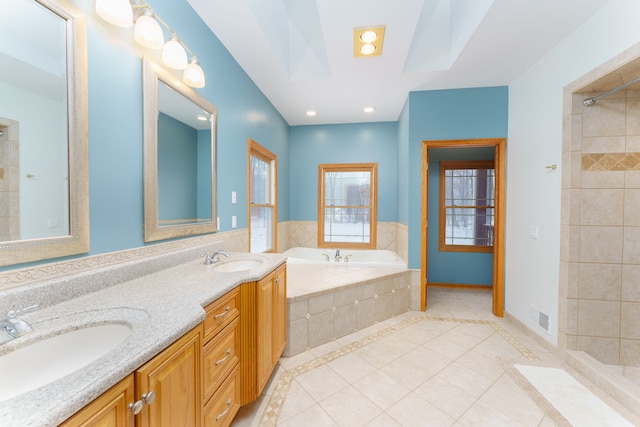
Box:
[326,352,377,384]
[233,288,631,427]
[364,413,402,427]
[277,404,338,427]
[475,373,546,424]
[278,380,316,423]
[379,346,449,390]
[414,375,477,419]
[353,370,410,410]
[385,392,456,426]
[320,386,383,427]
[433,362,497,398]
[295,365,349,401]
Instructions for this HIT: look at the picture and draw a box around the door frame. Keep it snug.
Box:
[421,138,506,316]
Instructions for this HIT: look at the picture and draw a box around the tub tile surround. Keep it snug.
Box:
[285,263,411,356]
[0,228,280,426]
[283,221,409,265]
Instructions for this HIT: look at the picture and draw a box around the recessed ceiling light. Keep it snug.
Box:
[306,110,317,117]
[363,106,376,113]
[353,26,385,58]
[360,30,378,43]
[360,44,376,55]
[197,115,208,121]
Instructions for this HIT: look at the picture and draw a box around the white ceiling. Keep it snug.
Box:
[187,0,611,126]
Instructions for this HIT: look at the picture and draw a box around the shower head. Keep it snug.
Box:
[583,98,595,107]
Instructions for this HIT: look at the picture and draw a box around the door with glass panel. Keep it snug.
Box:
[248,139,277,253]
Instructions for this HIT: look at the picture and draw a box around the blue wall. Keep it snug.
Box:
[397,101,410,226]
[4,0,509,276]
[81,0,289,256]
[427,148,495,285]
[406,87,508,269]
[289,122,399,222]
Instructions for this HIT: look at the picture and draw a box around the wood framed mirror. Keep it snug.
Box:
[0,0,89,267]
[142,58,218,242]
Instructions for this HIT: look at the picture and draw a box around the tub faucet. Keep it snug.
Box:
[335,249,341,262]
[0,305,38,345]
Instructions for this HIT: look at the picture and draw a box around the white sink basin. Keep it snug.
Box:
[0,323,131,402]
[211,258,264,272]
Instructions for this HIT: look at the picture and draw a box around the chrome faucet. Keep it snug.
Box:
[0,305,38,345]
[203,249,230,265]
[335,249,341,262]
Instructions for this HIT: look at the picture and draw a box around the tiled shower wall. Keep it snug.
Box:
[560,88,640,366]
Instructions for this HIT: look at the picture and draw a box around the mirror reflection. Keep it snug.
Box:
[0,0,69,242]
[143,59,217,242]
[157,81,212,226]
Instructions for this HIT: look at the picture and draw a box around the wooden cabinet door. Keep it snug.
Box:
[272,265,286,362]
[60,374,135,427]
[256,273,274,392]
[136,325,202,427]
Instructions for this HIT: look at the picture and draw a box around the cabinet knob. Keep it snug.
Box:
[128,400,143,415]
[142,391,156,405]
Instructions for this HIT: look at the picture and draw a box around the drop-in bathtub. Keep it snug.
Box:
[282,247,410,356]
[283,247,406,267]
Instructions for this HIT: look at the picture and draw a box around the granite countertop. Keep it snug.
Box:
[0,252,286,427]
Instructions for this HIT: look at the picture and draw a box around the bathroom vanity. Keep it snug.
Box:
[0,250,286,427]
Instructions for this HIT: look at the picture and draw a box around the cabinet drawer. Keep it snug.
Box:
[203,318,240,400]
[204,288,240,341]
[203,365,240,427]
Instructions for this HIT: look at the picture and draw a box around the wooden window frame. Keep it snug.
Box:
[318,163,377,249]
[248,139,277,253]
[439,160,495,253]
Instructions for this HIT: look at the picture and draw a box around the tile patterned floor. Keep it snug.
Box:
[232,288,636,427]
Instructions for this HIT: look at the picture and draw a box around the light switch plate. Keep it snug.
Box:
[232,191,237,204]
[232,216,237,228]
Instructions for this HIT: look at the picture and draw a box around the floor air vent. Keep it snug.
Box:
[530,306,550,332]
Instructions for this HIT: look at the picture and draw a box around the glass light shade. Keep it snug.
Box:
[360,30,378,43]
[183,57,205,88]
[360,44,376,55]
[162,35,188,70]
[95,0,133,27]
[134,12,164,50]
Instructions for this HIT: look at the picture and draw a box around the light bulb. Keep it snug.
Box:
[134,10,164,50]
[360,30,378,43]
[162,34,188,70]
[95,0,133,28]
[360,44,376,55]
[183,57,205,88]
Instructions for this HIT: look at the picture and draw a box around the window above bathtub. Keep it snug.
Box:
[318,163,377,249]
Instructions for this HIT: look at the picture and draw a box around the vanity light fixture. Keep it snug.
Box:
[353,26,385,58]
[95,0,205,88]
[133,8,164,49]
[95,0,132,27]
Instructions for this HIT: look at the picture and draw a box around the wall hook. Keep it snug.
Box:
[545,164,557,171]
